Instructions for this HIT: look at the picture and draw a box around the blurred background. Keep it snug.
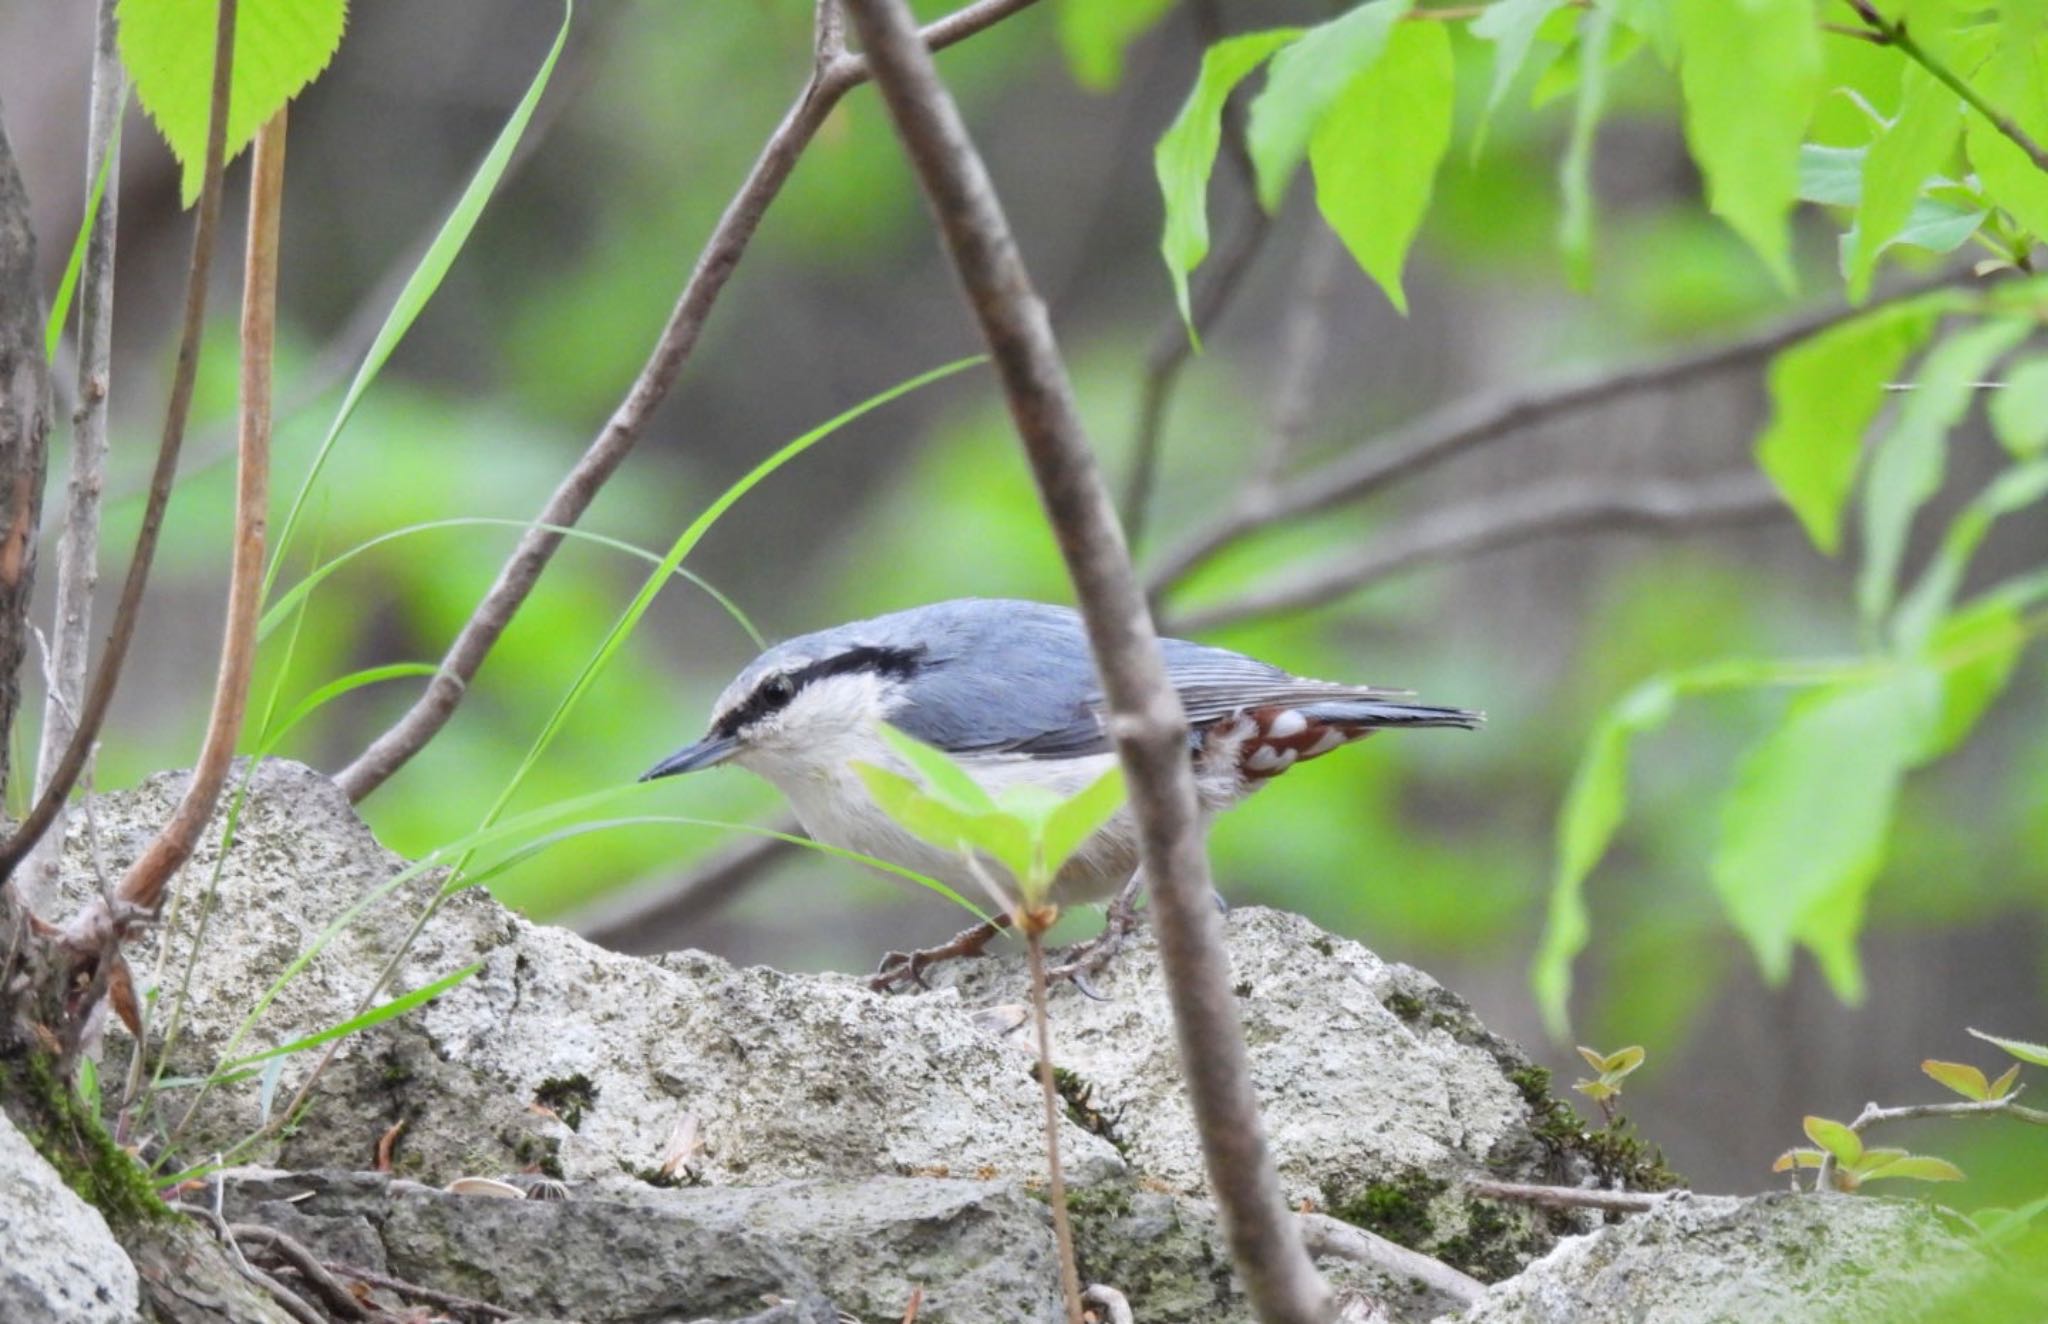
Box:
[4,0,2043,1200]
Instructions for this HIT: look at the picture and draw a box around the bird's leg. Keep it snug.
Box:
[1047,870,1148,996]
[870,912,1013,993]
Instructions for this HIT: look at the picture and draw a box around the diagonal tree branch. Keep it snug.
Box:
[1144,266,1984,601]
[335,0,1045,803]
[24,0,125,913]
[837,0,1334,1319]
[0,0,240,890]
[1165,472,1785,634]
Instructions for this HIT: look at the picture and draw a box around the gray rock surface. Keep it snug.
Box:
[0,1107,141,1323]
[45,761,1638,1320]
[1451,1193,2002,1324]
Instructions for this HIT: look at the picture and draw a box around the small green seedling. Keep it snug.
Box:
[1772,1116,1964,1191]
[1921,1058,2022,1103]
[1572,1043,1645,1124]
[853,724,1127,934]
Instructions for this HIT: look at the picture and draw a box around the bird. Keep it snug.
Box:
[641,598,1479,986]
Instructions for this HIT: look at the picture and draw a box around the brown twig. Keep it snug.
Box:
[0,110,51,824]
[111,108,285,916]
[837,0,1334,1318]
[335,0,1046,803]
[324,1260,514,1320]
[1814,1093,2048,1191]
[1144,266,1984,600]
[1297,1212,1485,1309]
[170,1203,326,1324]
[1027,929,1086,1324]
[1462,1176,1677,1214]
[227,1223,374,1321]
[1839,0,2048,173]
[1254,224,1345,489]
[1165,472,1784,633]
[0,0,239,887]
[565,815,803,949]
[23,0,123,914]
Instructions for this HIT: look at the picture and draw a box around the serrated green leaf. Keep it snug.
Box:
[1989,1063,2022,1099]
[119,0,349,208]
[1773,1146,1826,1171]
[1964,34,2048,242]
[1857,317,2031,628]
[1922,1058,1992,1100]
[1712,670,1935,993]
[1803,1115,1864,1165]
[1055,0,1176,91]
[1755,298,1945,553]
[878,724,998,814]
[1968,1027,2048,1067]
[1990,355,2048,457]
[1674,0,1822,286]
[1040,764,1128,879]
[854,761,975,846]
[1156,28,1302,339]
[1894,452,2048,647]
[1859,1154,1966,1183]
[1909,598,2029,762]
[1847,67,1965,301]
[1247,1,1413,212]
[1307,18,1452,313]
[1558,6,1614,286]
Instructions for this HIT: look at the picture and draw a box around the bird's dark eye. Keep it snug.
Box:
[759,674,795,707]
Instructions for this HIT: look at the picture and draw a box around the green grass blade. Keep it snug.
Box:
[263,1,573,601]
[214,962,483,1075]
[471,356,984,852]
[259,516,763,646]
[44,131,119,361]
[259,663,440,754]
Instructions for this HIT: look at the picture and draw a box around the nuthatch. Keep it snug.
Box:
[643,599,1479,931]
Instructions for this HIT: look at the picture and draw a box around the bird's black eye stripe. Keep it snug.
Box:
[715,645,924,737]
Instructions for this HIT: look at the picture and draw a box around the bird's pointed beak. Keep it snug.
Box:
[639,735,741,782]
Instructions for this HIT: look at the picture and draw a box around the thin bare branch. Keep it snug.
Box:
[24,0,124,913]
[336,0,1048,803]
[226,1224,373,1321]
[0,0,239,886]
[323,1261,514,1320]
[837,0,1333,1319]
[1298,1213,1485,1309]
[1027,931,1087,1324]
[1841,0,2048,173]
[115,108,285,914]
[1165,472,1784,634]
[1463,1176,1678,1215]
[1254,225,1345,489]
[1145,267,1984,600]
[566,815,803,949]
[1815,1092,2048,1191]
[0,108,51,821]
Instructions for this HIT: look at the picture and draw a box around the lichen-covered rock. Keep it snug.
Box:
[1450,1193,2008,1324]
[0,1108,140,1323]
[218,1168,1060,1323]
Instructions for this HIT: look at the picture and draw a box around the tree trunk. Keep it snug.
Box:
[0,103,51,810]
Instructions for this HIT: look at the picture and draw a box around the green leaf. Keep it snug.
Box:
[1846,66,1965,300]
[854,762,979,853]
[1711,669,1936,995]
[1803,1115,1864,1165]
[217,963,482,1073]
[118,0,349,208]
[1894,457,2048,653]
[1039,764,1129,879]
[1772,1147,1826,1172]
[1989,355,2048,457]
[1968,1027,2048,1067]
[1798,144,1864,207]
[1602,1045,1647,1077]
[878,725,998,814]
[75,1056,101,1114]
[44,137,118,361]
[1247,0,1413,213]
[1989,1063,2022,1099]
[1858,1154,1966,1184]
[1472,0,1570,129]
[1964,35,2048,243]
[1674,0,1822,286]
[1155,29,1302,339]
[1055,0,1176,90]
[1573,1078,1617,1101]
[1922,1058,1992,1100]
[1558,6,1614,286]
[1856,317,2031,628]
[1909,597,2029,761]
[1754,297,1945,553]
[1306,18,1452,313]
[265,2,572,602]
[1533,675,1676,1037]
[1614,0,1679,63]
[1576,1045,1610,1073]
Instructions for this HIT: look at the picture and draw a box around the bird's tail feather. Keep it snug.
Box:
[1298,699,1484,731]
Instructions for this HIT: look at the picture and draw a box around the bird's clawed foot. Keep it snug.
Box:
[1046,873,1148,1000]
[869,914,1011,993]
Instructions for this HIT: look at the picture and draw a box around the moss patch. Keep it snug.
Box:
[1047,1067,1128,1157]
[1326,1171,1550,1282]
[1510,1065,1681,1191]
[2,1051,170,1230]
[534,1073,598,1131]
